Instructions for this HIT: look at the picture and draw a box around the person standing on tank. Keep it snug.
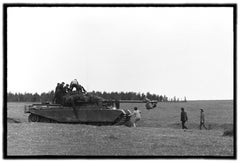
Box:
[70,79,81,93]
[180,107,188,129]
[63,84,70,94]
[70,79,78,90]
[58,82,65,104]
[70,79,87,94]
[55,83,60,93]
[59,82,65,91]
[53,83,62,104]
[130,107,142,127]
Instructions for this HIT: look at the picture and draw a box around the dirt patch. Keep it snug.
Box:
[208,123,233,130]
[222,125,234,137]
[104,134,119,140]
[223,129,234,137]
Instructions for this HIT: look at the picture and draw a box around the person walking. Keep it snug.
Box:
[200,109,208,130]
[180,107,188,129]
[130,107,141,127]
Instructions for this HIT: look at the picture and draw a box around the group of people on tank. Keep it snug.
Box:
[53,79,86,104]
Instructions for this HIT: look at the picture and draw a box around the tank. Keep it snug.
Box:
[24,87,158,126]
[24,100,134,126]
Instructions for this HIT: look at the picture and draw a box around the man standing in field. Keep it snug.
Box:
[200,109,208,130]
[130,107,141,127]
[180,107,188,129]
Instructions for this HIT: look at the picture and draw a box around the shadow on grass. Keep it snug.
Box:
[7,117,21,123]
[223,128,234,137]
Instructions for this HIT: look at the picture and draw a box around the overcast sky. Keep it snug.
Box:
[7,7,233,100]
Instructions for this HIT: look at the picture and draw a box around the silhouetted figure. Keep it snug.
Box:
[63,84,70,94]
[200,109,208,130]
[53,83,61,104]
[58,82,65,104]
[59,82,65,91]
[55,83,60,93]
[79,85,87,94]
[180,107,188,129]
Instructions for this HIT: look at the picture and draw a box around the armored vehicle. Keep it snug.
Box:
[24,99,158,126]
[24,83,158,126]
[24,99,134,126]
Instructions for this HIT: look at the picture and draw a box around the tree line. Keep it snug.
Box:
[7,91,187,102]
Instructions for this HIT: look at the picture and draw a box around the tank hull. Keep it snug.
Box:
[25,104,131,126]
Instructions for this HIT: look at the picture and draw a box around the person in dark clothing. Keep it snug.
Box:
[79,85,87,94]
[56,82,65,104]
[63,84,70,94]
[180,107,188,129]
[53,83,62,104]
[200,109,208,130]
[55,83,60,93]
[59,82,65,91]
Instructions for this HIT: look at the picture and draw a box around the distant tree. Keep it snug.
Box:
[32,93,40,102]
[159,95,163,102]
[163,95,168,102]
[7,91,171,102]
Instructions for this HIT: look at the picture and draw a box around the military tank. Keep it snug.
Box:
[24,100,132,126]
[24,87,158,126]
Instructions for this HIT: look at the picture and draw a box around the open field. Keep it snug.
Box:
[7,100,234,156]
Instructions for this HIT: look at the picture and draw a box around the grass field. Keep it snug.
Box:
[7,100,234,156]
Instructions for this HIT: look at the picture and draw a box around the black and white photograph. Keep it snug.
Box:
[3,3,236,158]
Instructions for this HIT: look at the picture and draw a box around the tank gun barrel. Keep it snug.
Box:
[101,99,158,104]
[118,100,158,104]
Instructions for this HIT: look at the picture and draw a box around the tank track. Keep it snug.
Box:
[114,109,131,126]
[28,110,131,126]
[28,113,114,125]
[114,115,126,125]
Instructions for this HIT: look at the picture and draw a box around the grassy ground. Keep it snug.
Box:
[7,123,233,156]
[7,101,234,156]
[121,100,233,129]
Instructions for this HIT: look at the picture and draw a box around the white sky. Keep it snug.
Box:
[7,7,233,100]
